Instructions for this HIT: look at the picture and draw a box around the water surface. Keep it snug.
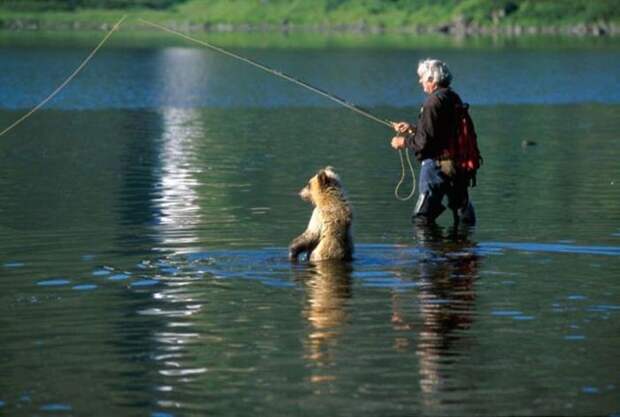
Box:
[0,34,619,416]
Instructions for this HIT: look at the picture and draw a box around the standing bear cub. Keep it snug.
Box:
[289,167,354,262]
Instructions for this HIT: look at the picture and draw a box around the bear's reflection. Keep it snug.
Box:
[294,261,352,381]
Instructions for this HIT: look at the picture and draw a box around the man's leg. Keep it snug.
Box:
[447,176,476,227]
[458,200,476,225]
[413,160,446,225]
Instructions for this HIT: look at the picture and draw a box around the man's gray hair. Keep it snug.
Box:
[417,59,452,87]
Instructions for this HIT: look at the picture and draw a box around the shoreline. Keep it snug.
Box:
[1,18,618,37]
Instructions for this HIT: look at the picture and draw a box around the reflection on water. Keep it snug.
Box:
[387,225,479,411]
[153,107,204,250]
[1,40,620,416]
[150,49,207,251]
[296,261,352,381]
[1,237,620,415]
[1,103,619,416]
[414,226,478,410]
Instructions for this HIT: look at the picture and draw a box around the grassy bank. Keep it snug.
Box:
[1,0,619,35]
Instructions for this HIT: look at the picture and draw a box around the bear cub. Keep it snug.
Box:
[289,167,354,262]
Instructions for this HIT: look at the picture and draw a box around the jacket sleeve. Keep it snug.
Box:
[407,95,441,155]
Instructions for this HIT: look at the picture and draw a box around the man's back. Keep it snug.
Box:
[411,87,462,161]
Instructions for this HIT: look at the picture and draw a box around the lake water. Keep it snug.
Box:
[0,32,619,416]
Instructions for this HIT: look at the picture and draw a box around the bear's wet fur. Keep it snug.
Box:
[289,167,354,262]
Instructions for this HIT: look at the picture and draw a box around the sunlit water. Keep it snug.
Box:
[1,35,619,416]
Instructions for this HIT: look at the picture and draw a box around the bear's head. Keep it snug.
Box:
[299,166,342,205]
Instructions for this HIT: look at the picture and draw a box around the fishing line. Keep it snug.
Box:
[394,144,416,201]
[0,15,127,138]
[139,18,416,200]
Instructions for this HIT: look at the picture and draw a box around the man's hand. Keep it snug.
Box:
[391,136,407,150]
[392,122,412,134]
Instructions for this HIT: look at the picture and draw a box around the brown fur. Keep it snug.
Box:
[289,167,354,262]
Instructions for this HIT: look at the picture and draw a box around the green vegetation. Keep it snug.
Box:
[0,0,185,11]
[1,0,619,34]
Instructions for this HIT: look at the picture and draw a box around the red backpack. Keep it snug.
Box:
[451,103,482,186]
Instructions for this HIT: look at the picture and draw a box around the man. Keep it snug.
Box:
[391,58,476,227]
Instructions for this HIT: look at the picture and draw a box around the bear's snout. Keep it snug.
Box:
[299,185,312,202]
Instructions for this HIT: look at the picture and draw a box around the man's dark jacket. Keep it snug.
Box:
[407,87,463,161]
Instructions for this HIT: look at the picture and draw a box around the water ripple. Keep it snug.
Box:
[37,278,71,287]
[481,242,620,256]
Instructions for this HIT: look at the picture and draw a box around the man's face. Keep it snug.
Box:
[419,75,438,94]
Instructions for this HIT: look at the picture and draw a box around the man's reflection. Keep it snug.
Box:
[294,261,352,383]
[393,224,480,407]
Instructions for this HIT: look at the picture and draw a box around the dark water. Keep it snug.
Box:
[1,35,619,416]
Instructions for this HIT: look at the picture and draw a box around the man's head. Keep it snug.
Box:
[417,59,452,94]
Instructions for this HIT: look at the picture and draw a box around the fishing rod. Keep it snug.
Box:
[139,19,416,200]
[140,19,394,129]
[0,15,415,199]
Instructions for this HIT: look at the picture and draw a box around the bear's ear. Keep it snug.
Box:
[317,170,329,188]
